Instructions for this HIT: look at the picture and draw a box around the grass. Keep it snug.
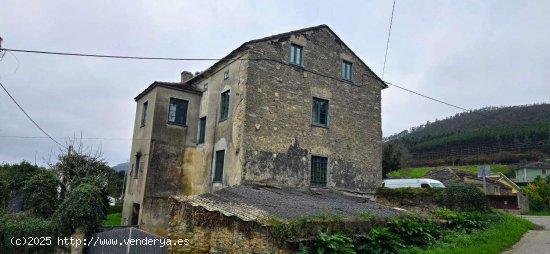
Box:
[388,164,510,178]
[402,213,535,254]
[102,212,122,226]
[527,211,550,216]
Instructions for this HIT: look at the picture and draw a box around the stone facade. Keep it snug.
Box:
[122,25,386,236]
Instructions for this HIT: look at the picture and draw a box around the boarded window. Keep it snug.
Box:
[342,60,352,81]
[311,156,327,187]
[140,101,148,127]
[290,44,303,66]
[198,117,206,144]
[213,150,225,182]
[168,98,188,125]
[220,90,230,121]
[312,97,329,127]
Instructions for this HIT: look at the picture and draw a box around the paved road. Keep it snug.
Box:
[502,216,550,254]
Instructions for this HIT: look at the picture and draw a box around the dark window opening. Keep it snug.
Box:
[213,150,225,182]
[420,183,430,188]
[140,101,148,127]
[168,98,188,125]
[220,90,230,121]
[312,97,329,127]
[131,203,140,225]
[133,154,141,179]
[198,117,206,144]
[311,156,327,187]
[290,44,303,66]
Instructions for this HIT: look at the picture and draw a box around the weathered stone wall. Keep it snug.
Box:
[167,202,291,254]
[122,87,158,227]
[241,27,383,192]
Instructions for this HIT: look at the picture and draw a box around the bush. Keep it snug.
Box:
[0,214,58,253]
[434,209,503,233]
[388,218,440,247]
[358,227,404,254]
[439,186,488,212]
[53,183,107,235]
[297,231,355,254]
[21,170,61,218]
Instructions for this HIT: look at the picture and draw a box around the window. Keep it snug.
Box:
[290,43,303,66]
[133,154,141,179]
[168,98,188,125]
[342,60,352,81]
[213,150,225,182]
[311,156,327,187]
[543,169,547,175]
[219,90,230,121]
[140,101,148,127]
[203,83,208,91]
[224,70,229,80]
[198,117,206,144]
[421,183,430,188]
[312,97,329,127]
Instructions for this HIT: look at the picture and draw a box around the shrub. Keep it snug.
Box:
[439,186,488,212]
[53,183,107,235]
[357,227,404,254]
[300,231,355,254]
[21,170,61,218]
[0,214,58,253]
[388,219,440,247]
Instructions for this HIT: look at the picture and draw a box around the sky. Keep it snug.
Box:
[1,0,549,166]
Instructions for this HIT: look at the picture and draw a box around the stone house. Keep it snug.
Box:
[122,25,388,236]
[515,162,550,183]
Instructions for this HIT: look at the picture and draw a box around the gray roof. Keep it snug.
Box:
[172,184,401,224]
[522,162,550,169]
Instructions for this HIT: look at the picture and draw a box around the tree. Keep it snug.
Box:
[21,170,61,218]
[382,142,410,178]
[53,183,107,235]
[51,139,113,199]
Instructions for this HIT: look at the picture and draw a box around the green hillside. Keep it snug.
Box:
[385,103,550,167]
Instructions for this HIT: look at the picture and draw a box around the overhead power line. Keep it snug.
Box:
[382,0,396,79]
[0,135,148,141]
[0,81,66,148]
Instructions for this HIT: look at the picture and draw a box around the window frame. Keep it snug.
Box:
[213,150,225,183]
[310,155,328,188]
[133,154,141,179]
[198,116,207,144]
[342,60,353,81]
[167,97,189,126]
[311,97,329,128]
[219,90,230,121]
[140,101,148,128]
[290,43,303,66]
[223,70,229,80]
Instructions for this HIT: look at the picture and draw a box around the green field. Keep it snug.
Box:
[102,212,122,226]
[388,164,511,178]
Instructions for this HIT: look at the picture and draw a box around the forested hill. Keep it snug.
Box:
[386,103,550,166]
[387,103,550,141]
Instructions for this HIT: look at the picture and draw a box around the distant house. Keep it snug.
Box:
[425,168,529,214]
[515,162,550,183]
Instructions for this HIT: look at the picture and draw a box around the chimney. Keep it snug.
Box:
[181,71,194,83]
